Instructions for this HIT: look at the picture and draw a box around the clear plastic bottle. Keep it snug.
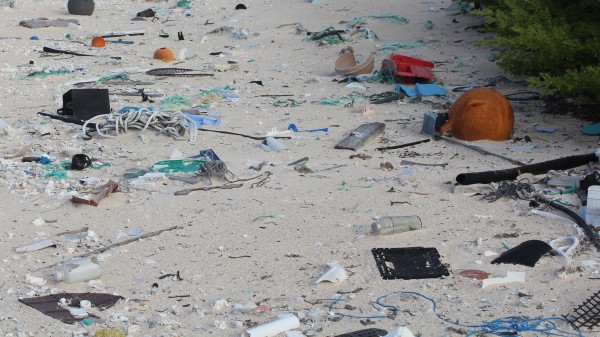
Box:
[54,255,101,283]
[372,216,423,235]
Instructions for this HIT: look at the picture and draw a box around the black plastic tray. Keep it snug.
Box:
[372,247,449,280]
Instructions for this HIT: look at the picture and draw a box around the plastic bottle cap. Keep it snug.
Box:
[80,300,92,309]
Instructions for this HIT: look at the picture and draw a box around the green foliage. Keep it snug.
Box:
[464,0,600,102]
[529,66,600,104]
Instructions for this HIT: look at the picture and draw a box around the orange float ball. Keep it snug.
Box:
[91,36,105,48]
[153,47,174,63]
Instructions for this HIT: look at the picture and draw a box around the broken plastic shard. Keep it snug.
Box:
[15,238,56,254]
[481,271,525,289]
[383,327,415,337]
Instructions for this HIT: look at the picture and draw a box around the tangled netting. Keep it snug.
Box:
[199,160,235,184]
[198,159,272,187]
[482,180,537,202]
[83,107,196,142]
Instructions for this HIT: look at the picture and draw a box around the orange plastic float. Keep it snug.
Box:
[91,36,105,48]
[153,47,174,63]
[440,87,514,141]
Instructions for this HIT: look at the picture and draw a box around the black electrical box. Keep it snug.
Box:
[58,89,110,121]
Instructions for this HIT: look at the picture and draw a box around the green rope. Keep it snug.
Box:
[97,72,129,83]
[27,69,72,78]
[346,16,368,28]
[159,95,192,109]
[371,61,397,83]
[368,14,409,24]
[378,42,423,52]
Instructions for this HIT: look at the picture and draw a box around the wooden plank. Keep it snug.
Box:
[334,122,386,151]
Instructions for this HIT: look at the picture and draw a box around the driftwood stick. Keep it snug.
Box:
[174,183,243,196]
[55,227,89,236]
[33,225,181,272]
[79,225,181,257]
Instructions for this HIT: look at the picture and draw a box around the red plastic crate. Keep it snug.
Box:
[381,54,434,83]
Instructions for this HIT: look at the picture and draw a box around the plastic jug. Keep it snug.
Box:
[54,255,101,283]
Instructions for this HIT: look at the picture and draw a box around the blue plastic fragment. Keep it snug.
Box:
[40,156,51,164]
[201,149,220,161]
[287,123,328,133]
[217,92,239,99]
[127,229,144,236]
[396,83,447,97]
[185,113,221,127]
[581,122,600,135]
[535,124,556,133]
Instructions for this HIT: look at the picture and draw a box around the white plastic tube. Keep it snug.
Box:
[242,313,300,337]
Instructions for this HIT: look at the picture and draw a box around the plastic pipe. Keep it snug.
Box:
[456,152,598,185]
[242,313,300,337]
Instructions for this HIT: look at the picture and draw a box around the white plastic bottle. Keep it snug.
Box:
[54,255,102,283]
[372,215,423,235]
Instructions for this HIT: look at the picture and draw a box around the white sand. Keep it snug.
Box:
[0,0,598,336]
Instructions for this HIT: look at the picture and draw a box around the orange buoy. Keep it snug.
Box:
[153,47,174,63]
[91,36,105,48]
[439,87,514,141]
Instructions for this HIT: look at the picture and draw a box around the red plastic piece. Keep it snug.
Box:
[381,54,435,83]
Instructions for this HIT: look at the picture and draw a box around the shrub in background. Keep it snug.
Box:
[464,0,600,103]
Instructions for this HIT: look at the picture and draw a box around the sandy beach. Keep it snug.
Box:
[0,0,598,336]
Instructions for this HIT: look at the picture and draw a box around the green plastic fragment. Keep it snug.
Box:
[90,162,111,169]
[150,158,206,173]
[176,0,191,9]
[288,157,309,166]
[252,215,275,222]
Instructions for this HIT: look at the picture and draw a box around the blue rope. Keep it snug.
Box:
[327,291,585,337]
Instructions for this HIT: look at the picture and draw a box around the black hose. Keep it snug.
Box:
[456,152,598,185]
